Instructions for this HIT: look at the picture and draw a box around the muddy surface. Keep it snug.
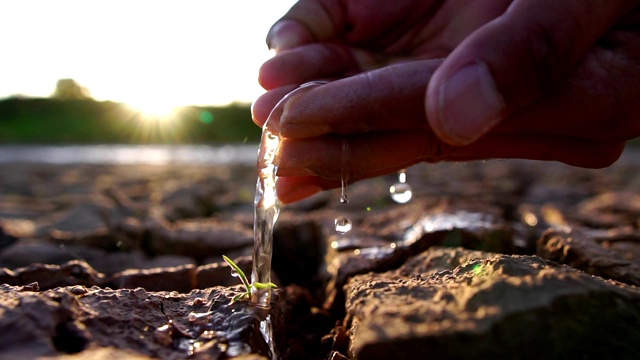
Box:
[1,149,640,359]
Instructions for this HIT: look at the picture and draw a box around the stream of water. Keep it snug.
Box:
[251,81,326,308]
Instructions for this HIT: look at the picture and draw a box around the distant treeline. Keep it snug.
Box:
[0,98,262,144]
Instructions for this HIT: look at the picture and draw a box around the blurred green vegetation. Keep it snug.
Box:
[1,96,638,146]
[0,98,261,144]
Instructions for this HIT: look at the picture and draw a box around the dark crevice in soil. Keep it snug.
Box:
[52,321,88,354]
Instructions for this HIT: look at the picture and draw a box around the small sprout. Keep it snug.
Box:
[222,255,277,304]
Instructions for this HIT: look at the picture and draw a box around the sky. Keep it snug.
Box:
[0,0,297,111]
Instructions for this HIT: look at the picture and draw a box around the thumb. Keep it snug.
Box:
[426,0,636,146]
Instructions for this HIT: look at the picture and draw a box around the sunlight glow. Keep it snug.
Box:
[125,97,182,123]
[0,0,297,106]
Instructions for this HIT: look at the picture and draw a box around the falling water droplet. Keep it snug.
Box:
[390,169,413,204]
[334,216,352,234]
[340,177,349,204]
[339,139,349,204]
[335,139,352,234]
[390,183,413,203]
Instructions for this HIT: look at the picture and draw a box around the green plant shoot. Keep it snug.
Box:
[222,255,277,304]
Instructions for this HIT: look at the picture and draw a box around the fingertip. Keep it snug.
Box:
[258,56,283,90]
[250,100,267,128]
[280,91,331,139]
[252,86,298,127]
[267,19,315,52]
[276,176,324,204]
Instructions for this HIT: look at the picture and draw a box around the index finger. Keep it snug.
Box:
[266,0,341,52]
[280,59,443,139]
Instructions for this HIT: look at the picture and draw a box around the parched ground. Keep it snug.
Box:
[1,148,640,359]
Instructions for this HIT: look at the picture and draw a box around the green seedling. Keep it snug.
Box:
[222,255,277,304]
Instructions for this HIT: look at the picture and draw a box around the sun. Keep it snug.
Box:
[117,95,191,143]
[125,97,182,123]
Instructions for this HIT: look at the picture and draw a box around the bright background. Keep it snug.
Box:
[0,0,297,110]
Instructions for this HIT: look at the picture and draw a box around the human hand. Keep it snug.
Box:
[253,0,640,203]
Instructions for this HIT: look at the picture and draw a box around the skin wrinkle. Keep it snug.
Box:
[524,1,634,100]
[310,44,358,80]
[599,33,640,138]
[383,7,438,56]
[524,14,577,90]
[344,1,421,51]
[284,0,339,44]
[280,60,439,138]
[320,0,343,41]
[354,71,378,133]
[585,50,626,139]
[569,41,635,139]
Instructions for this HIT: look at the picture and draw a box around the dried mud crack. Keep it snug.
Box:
[2,150,640,359]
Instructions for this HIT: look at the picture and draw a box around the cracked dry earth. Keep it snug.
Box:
[1,148,640,359]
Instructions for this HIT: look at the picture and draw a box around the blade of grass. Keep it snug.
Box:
[252,282,277,289]
[222,255,251,290]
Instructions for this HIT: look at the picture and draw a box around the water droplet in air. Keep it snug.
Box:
[390,169,413,204]
[390,182,413,204]
[398,170,407,184]
[334,216,352,234]
[340,139,350,204]
[340,188,349,204]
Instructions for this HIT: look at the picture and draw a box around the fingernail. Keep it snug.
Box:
[267,20,303,52]
[437,62,505,145]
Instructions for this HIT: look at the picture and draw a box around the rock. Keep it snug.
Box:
[537,227,640,286]
[273,212,324,286]
[0,223,18,249]
[0,260,105,290]
[144,218,253,261]
[360,199,514,253]
[0,241,103,269]
[106,264,196,292]
[0,241,195,276]
[344,247,640,359]
[158,178,226,221]
[0,217,37,239]
[2,150,640,359]
[574,191,640,228]
[0,284,287,359]
[0,284,86,358]
[195,256,253,289]
[323,237,409,313]
[322,202,514,312]
[46,202,127,251]
[400,208,513,253]
[84,251,196,276]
